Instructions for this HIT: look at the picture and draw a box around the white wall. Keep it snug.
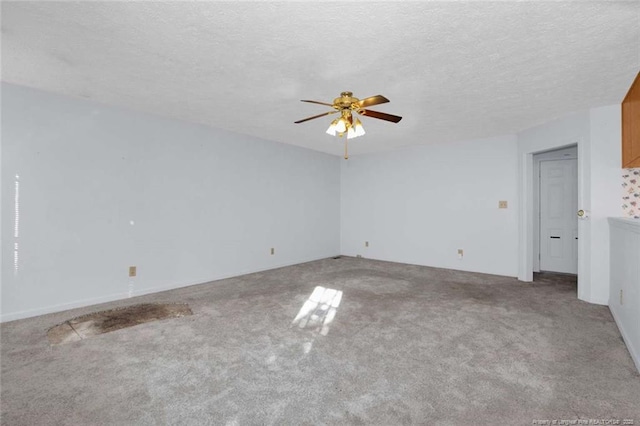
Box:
[1,83,340,322]
[517,111,592,299]
[517,105,622,305]
[589,105,623,305]
[341,135,519,277]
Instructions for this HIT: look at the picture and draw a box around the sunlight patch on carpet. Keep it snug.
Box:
[292,286,342,336]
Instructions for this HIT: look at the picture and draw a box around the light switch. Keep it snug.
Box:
[129,266,137,277]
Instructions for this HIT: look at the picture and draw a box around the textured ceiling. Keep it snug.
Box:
[1,1,639,156]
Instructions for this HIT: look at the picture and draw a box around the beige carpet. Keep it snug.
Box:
[1,257,639,425]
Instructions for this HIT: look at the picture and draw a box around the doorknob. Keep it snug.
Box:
[577,209,589,219]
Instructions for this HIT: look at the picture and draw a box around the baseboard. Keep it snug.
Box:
[609,305,640,373]
[584,296,609,306]
[0,291,135,324]
[0,254,338,323]
[341,252,518,278]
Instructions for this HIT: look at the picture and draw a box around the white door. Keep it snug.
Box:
[539,159,578,274]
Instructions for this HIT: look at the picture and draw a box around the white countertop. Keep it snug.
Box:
[609,217,640,232]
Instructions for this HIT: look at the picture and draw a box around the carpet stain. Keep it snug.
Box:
[47,303,192,345]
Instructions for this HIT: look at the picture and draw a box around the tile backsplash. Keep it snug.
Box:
[622,168,640,218]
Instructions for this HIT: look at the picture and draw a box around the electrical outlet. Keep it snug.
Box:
[365,241,369,247]
[457,249,463,260]
[270,248,275,255]
[129,266,137,277]
[498,200,508,209]
[620,289,624,305]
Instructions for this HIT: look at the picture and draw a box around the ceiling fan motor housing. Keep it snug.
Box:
[335,91,360,110]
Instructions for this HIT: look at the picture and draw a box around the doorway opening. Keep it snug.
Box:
[532,145,578,286]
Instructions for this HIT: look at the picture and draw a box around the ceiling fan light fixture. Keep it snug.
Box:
[354,119,365,137]
[347,126,356,139]
[335,118,347,133]
[326,120,338,136]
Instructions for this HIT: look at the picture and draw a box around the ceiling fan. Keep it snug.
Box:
[294,91,402,159]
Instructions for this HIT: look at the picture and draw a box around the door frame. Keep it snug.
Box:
[518,138,590,302]
[532,146,578,272]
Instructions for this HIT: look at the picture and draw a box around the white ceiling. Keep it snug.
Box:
[1,1,638,156]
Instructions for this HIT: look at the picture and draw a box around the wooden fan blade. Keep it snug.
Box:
[301,100,335,107]
[294,110,338,124]
[358,95,390,108]
[358,109,402,123]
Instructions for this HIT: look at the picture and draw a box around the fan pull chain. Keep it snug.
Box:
[344,139,348,160]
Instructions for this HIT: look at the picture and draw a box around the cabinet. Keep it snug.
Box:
[622,72,640,168]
